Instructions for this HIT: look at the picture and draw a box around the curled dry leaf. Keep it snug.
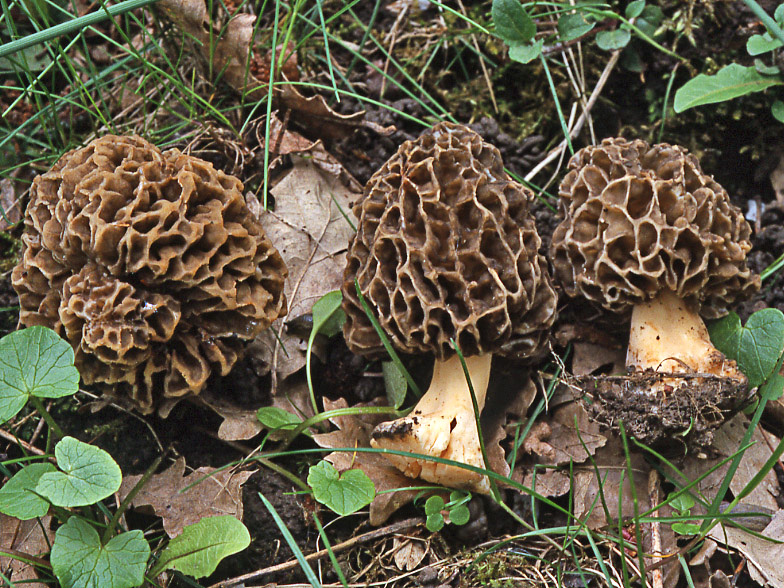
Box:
[157,0,392,140]
[0,514,54,583]
[119,458,252,538]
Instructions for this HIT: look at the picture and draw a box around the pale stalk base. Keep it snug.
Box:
[370,353,492,494]
[627,290,744,386]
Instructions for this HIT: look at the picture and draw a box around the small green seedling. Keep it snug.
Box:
[424,490,472,532]
[668,493,701,536]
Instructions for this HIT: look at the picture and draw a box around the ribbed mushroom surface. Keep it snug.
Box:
[551,137,759,318]
[342,121,557,360]
[12,135,287,412]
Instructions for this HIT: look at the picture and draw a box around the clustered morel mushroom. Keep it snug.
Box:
[550,137,760,447]
[12,135,287,413]
[341,122,558,492]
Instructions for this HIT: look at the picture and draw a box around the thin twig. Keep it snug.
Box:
[648,469,664,588]
[0,427,48,458]
[210,517,425,587]
[457,0,497,113]
[524,50,621,184]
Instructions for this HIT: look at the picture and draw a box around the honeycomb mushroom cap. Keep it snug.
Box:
[12,135,287,412]
[341,122,557,361]
[550,137,759,318]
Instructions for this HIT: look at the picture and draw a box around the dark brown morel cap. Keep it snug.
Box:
[12,135,287,412]
[341,122,557,360]
[550,137,759,318]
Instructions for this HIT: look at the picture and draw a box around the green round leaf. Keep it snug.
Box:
[426,513,444,533]
[596,29,632,51]
[153,516,250,579]
[36,436,122,507]
[625,0,645,19]
[773,100,784,123]
[557,13,595,42]
[668,493,695,513]
[51,518,149,588]
[0,463,56,519]
[508,39,544,64]
[307,460,375,516]
[424,495,445,516]
[0,326,79,424]
[448,504,471,526]
[492,0,536,45]
[671,522,701,536]
[709,308,784,389]
[747,33,783,56]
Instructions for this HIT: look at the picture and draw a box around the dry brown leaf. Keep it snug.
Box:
[392,536,427,571]
[157,0,390,140]
[522,402,607,467]
[119,458,252,537]
[0,514,54,583]
[571,342,625,376]
[708,510,784,587]
[770,153,784,205]
[676,414,780,513]
[482,369,538,478]
[197,388,263,441]
[252,154,359,384]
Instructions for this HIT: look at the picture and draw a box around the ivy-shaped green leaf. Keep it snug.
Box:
[674,63,784,113]
[36,436,122,507]
[151,516,250,579]
[307,460,375,516]
[492,0,536,45]
[0,463,56,519]
[0,326,80,424]
[51,517,149,588]
[709,309,784,389]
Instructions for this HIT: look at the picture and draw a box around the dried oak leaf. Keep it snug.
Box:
[393,536,427,571]
[673,414,780,513]
[252,154,360,383]
[708,509,784,588]
[119,458,252,538]
[0,178,21,230]
[157,0,391,140]
[0,514,54,583]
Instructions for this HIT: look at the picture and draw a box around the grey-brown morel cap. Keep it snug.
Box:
[341,122,557,360]
[550,137,759,317]
[12,135,287,413]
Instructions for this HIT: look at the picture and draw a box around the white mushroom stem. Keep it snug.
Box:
[370,353,492,494]
[626,289,744,384]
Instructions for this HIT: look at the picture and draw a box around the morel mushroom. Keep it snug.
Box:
[341,122,558,492]
[12,135,287,412]
[550,137,760,446]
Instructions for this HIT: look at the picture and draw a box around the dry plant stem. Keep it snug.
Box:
[524,49,621,183]
[627,290,744,380]
[210,517,425,588]
[0,427,47,457]
[371,353,492,493]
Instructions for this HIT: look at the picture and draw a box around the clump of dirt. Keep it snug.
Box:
[577,371,754,451]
